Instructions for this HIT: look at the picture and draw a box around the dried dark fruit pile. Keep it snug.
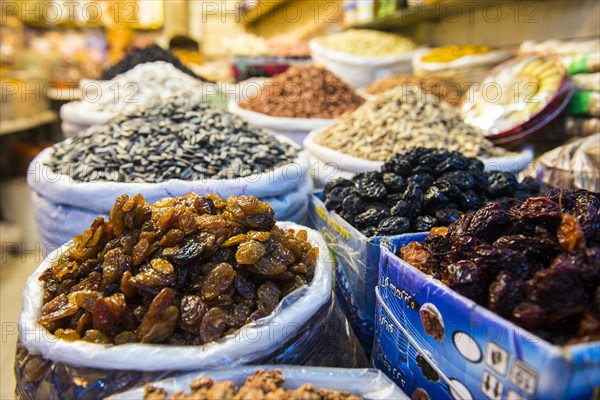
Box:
[37,193,317,345]
[239,66,364,118]
[323,147,540,237]
[399,189,600,345]
[144,369,362,400]
[100,44,205,81]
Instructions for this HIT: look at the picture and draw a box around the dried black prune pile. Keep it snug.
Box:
[323,147,539,237]
[100,44,206,81]
[38,193,317,345]
[399,189,600,345]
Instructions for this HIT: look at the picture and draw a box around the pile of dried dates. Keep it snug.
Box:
[323,147,540,237]
[400,189,600,345]
[38,192,317,345]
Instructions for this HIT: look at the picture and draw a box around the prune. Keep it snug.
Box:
[435,208,462,225]
[323,178,354,196]
[447,213,474,240]
[413,215,437,232]
[465,203,510,242]
[443,260,484,302]
[512,302,546,331]
[383,173,407,192]
[577,312,600,341]
[489,272,524,318]
[572,191,600,243]
[391,200,413,218]
[526,263,586,311]
[474,245,533,281]
[355,204,390,229]
[486,171,518,197]
[518,177,540,195]
[468,166,489,191]
[438,171,475,190]
[509,197,563,233]
[38,193,317,346]
[434,153,469,174]
[416,353,440,382]
[581,248,600,292]
[546,188,579,211]
[423,186,449,211]
[382,154,413,176]
[433,180,461,200]
[403,186,424,214]
[408,174,434,190]
[355,171,387,201]
[361,226,378,237]
[340,193,365,224]
[383,192,405,207]
[422,235,451,262]
[456,189,482,211]
[494,235,559,266]
[377,216,410,236]
[324,186,357,212]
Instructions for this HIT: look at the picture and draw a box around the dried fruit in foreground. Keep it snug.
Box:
[38,193,317,345]
[143,369,363,400]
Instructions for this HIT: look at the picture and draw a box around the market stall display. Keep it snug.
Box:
[30,95,312,251]
[412,45,512,91]
[306,88,533,184]
[363,74,463,105]
[16,195,365,398]
[460,55,573,145]
[61,61,220,137]
[309,30,417,88]
[309,147,540,349]
[109,366,407,400]
[374,189,599,398]
[230,66,364,145]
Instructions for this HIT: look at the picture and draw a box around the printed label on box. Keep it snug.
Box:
[485,342,509,376]
[481,370,503,400]
[510,360,538,396]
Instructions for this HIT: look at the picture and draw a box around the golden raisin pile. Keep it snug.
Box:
[144,369,362,400]
[38,193,318,345]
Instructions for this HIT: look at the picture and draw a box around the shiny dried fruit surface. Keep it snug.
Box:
[38,193,316,345]
[399,189,600,345]
[143,369,363,400]
[323,147,539,237]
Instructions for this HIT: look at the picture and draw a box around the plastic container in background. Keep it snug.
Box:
[309,39,416,88]
[304,128,535,187]
[373,234,600,400]
[231,55,312,82]
[461,55,573,146]
[16,223,368,399]
[107,365,408,400]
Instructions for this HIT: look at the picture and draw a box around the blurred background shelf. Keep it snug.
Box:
[0,110,57,136]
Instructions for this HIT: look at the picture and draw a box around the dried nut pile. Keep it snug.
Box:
[400,189,600,345]
[316,29,416,57]
[38,193,318,345]
[82,62,210,115]
[47,96,297,182]
[421,44,492,63]
[323,147,540,237]
[239,66,364,119]
[144,370,362,400]
[100,44,202,80]
[316,88,509,161]
[364,74,463,105]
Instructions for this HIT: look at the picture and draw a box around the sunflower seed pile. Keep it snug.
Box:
[81,62,212,115]
[316,88,510,161]
[46,96,298,183]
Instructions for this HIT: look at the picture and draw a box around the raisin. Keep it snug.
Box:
[139,288,179,343]
[512,302,546,331]
[465,202,510,242]
[199,308,231,343]
[557,213,586,252]
[509,197,563,233]
[493,235,559,267]
[201,263,235,300]
[257,281,281,312]
[526,262,586,312]
[236,240,266,264]
[180,295,207,333]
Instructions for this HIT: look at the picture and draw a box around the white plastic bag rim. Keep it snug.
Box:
[228,99,338,132]
[309,39,417,66]
[412,47,514,71]
[60,101,114,126]
[304,127,535,174]
[19,222,332,371]
[28,146,310,212]
[107,365,408,399]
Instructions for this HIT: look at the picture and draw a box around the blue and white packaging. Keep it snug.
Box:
[308,193,427,352]
[373,233,600,400]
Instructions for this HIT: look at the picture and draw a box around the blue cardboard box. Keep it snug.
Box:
[373,234,600,400]
[308,193,389,350]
